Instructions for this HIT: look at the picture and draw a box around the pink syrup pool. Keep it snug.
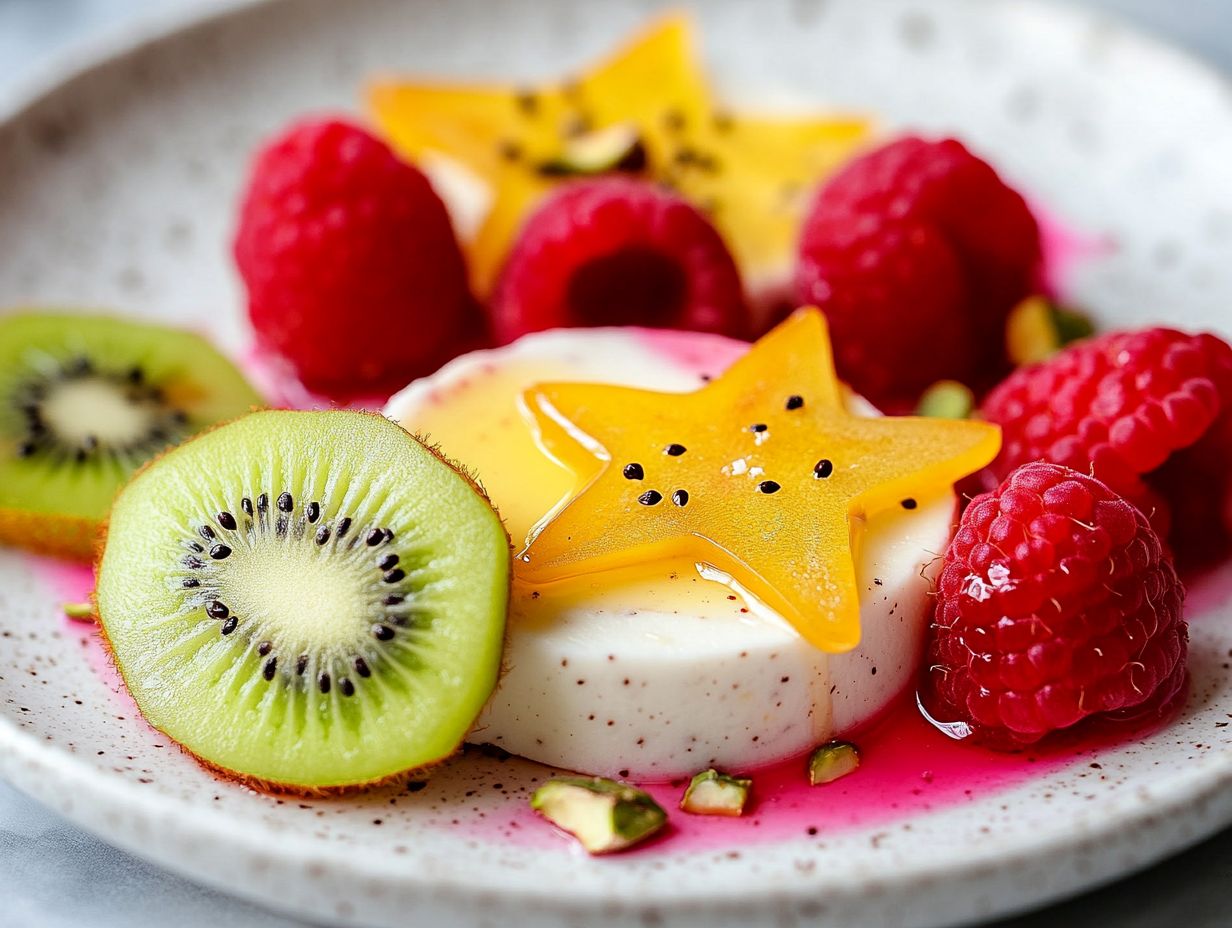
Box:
[471,696,1167,854]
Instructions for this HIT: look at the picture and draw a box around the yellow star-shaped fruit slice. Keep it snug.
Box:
[517,309,1001,652]
[366,16,871,296]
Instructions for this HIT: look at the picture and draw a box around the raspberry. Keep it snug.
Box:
[978,327,1232,561]
[234,118,476,401]
[490,178,747,343]
[923,462,1187,748]
[795,136,1040,409]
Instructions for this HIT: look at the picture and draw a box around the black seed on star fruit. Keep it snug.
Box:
[749,423,768,433]
[206,601,229,619]
[382,528,394,543]
[256,493,268,512]
[306,502,320,523]
[664,443,687,456]
[383,568,406,583]
[318,672,331,694]
[623,463,645,480]
[187,541,204,553]
[786,395,805,410]
[257,640,272,656]
[199,525,215,541]
[241,497,254,516]
[354,657,371,678]
[638,490,663,506]
[366,528,385,546]
[340,678,356,697]
[277,492,293,512]
[221,616,238,635]
[901,498,918,510]
[216,511,237,531]
[378,553,399,571]
[183,556,204,569]
[182,578,199,589]
[384,594,404,606]
[263,658,278,681]
[372,624,396,642]
[336,517,351,538]
[814,459,834,479]
[757,480,782,494]
[209,544,232,560]
[672,489,689,507]
[315,526,330,545]
[296,655,308,676]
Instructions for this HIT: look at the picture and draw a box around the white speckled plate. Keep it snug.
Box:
[2,1,1232,926]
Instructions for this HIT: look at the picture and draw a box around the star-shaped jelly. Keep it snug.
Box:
[366,16,870,295]
[517,309,1001,652]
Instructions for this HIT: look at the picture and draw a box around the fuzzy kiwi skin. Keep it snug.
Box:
[0,508,98,561]
[94,410,514,796]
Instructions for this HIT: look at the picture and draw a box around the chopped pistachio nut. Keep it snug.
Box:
[62,602,95,623]
[916,380,975,420]
[808,740,860,785]
[537,122,648,177]
[1006,296,1095,366]
[680,768,752,816]
[531,776,667,854]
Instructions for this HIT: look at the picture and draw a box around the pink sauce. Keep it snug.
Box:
[1030,200,1115,300]
[27,557,127,696]
[472,699,1163,853]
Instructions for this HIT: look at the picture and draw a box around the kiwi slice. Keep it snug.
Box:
[96,410,511,792]
[0,313,262,559]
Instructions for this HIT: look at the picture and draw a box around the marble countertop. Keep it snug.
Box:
[0,1,1229,926]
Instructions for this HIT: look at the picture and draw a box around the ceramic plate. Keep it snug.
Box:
[2,1,1232,926]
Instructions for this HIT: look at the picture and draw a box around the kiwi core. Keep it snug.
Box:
[39,376,160,446]
[219,544,374,655]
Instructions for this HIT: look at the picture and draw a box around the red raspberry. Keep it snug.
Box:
[978,327,1232,561]
[923,462,1187,748]
[795,136,1041,410]
[490,178,748,343]
[234,118,476,401]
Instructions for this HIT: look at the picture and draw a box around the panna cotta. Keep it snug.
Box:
[385,328,955,779]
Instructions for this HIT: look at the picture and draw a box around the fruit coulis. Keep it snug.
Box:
[463,683,1177,855]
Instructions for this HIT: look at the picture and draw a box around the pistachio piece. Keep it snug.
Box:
[916,380,974,420]
[808,740,860,785]
[531,776,667,854]
[62,601,95,623]
[680,768,752,816]
[1006,296,1095,366]
[536,123,648,177]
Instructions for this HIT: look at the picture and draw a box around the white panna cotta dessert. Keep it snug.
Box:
[385,328,955,780]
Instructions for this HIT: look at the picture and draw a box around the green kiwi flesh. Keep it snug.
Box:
[0,313,262,554]
[96,410,511,790]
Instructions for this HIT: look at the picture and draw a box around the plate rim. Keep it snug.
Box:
[2,0,1232,924]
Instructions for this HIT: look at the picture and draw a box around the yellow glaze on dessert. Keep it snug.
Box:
[518,309,1001,652]
[367,16,870,296]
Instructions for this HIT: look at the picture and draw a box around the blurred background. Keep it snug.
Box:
[0,0,1230,84]
[0,2,1229,928]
